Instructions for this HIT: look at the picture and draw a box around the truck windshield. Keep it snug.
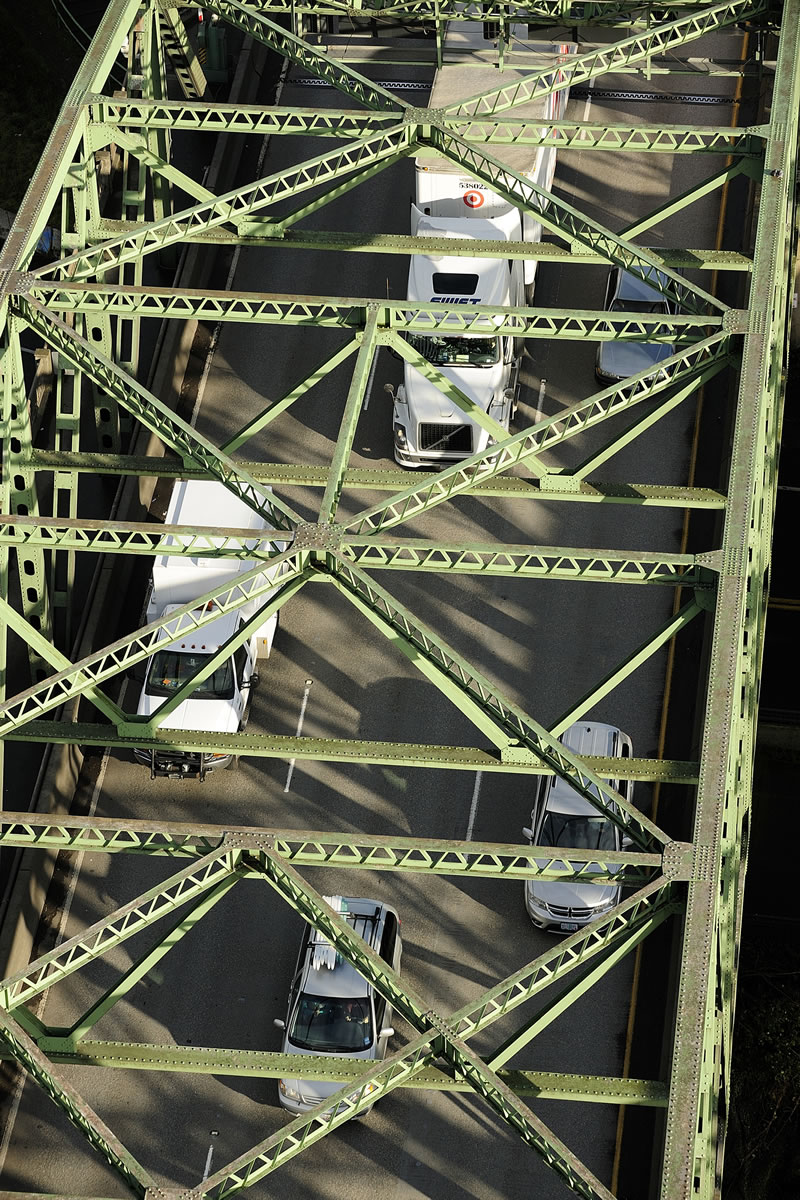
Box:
[406,333,499,367]
[541,811,617,852]
[288,994,374,1053]
[145,650,235,700]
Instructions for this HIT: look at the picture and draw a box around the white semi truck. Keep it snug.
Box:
[392,28,573,468]
[133,480,279,779]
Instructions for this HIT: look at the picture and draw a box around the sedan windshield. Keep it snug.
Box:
[406,333,499,367]
[288,994,374,1052]
[145,650,235,700]
[541,811,617,852]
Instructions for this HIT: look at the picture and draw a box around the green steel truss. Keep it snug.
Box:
[0,0,795,1198]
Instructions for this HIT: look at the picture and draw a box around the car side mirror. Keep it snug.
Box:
[621,836,634,850]
[273,1018,286,1030]
[379,1027,395,1039]
[522,827,533,842]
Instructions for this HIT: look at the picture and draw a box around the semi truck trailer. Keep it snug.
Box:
[392,28,574,467]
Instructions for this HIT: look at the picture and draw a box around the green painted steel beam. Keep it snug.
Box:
[206,0,733,20]
[339,538,716,584]
[0,596,126,726]
[0,724,699,781]
[30,124,415,283]
[0,516,718,587]
[320,309,379,523]
[129,571,308,735]
[0,551,304,735]
[0,849,241,1011]
[443,0,766,118]
[15,298,301,532]
[429,126,723,315]
[0,0,141,288]
[65,877,239,1041]
[344,335,731,534]
[549,599,705,737]
[488,907,669,1068]
[0,811,662,881]
[88,100,766,156]
[330,557,668,848]
[2,1039,667,1104]
[242,847,622,1200]
[87,224,756,270]
[660,2,800,1194]
[221,340,359,453]
[25,452,730,507]
[20,280,725,337]
[210,0,408,112]
[0,1009,154,1200]
[620,159,754,241]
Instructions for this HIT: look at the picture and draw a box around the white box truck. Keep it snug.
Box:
[133,480,280,779]
[392,28,574,467]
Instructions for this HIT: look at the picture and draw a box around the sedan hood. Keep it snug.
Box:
[528,877,619,912]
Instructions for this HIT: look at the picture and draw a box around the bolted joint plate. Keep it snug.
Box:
[723,308,754,334]
[405,106,444,126]
[2,271,35,297]
[292,522,343,552]
[500,744,540,765]
[224,831,276,851]
[662,841,713,882]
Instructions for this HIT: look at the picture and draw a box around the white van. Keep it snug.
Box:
[523,722,634,933]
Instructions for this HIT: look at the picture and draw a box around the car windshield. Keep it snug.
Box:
[541,811,617,851]
[145,650,235,700]
[288,994,374,1052]
[611,298,670,315]
[406,333,499,366]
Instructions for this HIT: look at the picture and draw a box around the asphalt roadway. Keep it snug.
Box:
[0,24,746,1200]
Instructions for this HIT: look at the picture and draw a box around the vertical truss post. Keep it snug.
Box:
[2,318,52,680]
[319,310,379,523]
[659,3,800,1196]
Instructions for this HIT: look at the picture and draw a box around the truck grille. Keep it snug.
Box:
[418,423,472,454]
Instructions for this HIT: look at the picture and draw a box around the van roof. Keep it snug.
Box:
[301,898,393,1000]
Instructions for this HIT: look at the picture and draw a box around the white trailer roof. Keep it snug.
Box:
[417,42,570,177]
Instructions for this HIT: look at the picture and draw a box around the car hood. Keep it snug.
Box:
[136,691,239,734]
[403,361,503,424]
[280,1042,375,1103]
[597,340,673,381]
[527,876,619,910]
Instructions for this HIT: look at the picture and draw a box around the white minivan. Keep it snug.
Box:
[523,722,634,933]
[274,897,402,1117]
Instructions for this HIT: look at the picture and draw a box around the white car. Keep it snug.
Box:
[595,266,675,383]
[274,897,402,1116]
[523,722,634,933]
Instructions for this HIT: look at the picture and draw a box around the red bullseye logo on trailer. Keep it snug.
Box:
[462,190,484,208]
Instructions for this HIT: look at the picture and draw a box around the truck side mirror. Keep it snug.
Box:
[384,382,396,398]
